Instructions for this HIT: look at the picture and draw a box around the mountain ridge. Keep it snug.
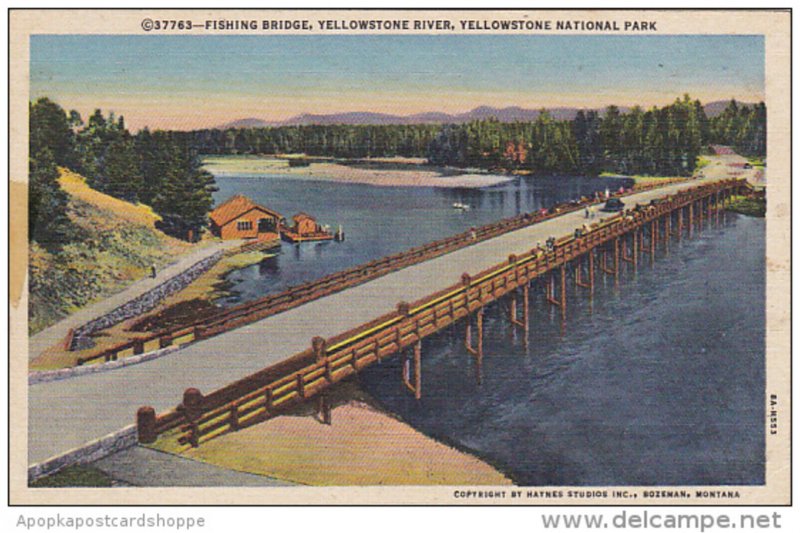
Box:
[216,100,755,129]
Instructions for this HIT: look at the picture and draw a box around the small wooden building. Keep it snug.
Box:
[281,212,334,243]
[209,194,284,241]
[292,213,319,235]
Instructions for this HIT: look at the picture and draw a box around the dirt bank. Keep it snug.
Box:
[203,155,513,189]
[152,381,512,486]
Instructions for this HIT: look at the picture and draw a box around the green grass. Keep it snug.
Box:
[747,157,766,168]
[727,195,766,217]
[30,465,113,488]
[29,169,195,335]
[696,156,712,170]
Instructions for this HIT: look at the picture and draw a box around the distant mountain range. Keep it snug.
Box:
[216,101,750,129]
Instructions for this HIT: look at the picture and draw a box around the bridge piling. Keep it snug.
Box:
[638,227,644,261]
[600,237,620,287]
[560,264,566,320]
[649,221,656,265]
[522,284,530,345]
[575,250,595,296]
[317,394,332,425]
[463,308,485,384]
[621,233,634,266]
[465,307,484,361]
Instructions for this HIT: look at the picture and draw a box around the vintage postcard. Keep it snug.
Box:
[7,9,791,506]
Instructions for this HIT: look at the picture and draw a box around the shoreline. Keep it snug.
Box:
[150,380,513,486]
[29,247,275,370]
[203,155,514,189]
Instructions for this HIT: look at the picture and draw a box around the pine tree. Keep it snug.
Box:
[29,148,71,248]
[29,98,75,167]
[94,136,144,202]
[152,143,217,241]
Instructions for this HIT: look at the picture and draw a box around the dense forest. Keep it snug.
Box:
[29,98,217,247]
[173,95,766,176]
[29,95,765,247]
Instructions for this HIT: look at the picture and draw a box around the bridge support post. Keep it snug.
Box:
[698,198,704,229]
[402,340,422,399]
[508,286,528,338]
[576,251,594,296]
[546,264,567,316]
[560,264,567,319]
[638,227,644,260]
[522,284,530,344]
[677,208,683,241]
[650,220,656,265]
[665,215,671,254]
[465,307,484,361]
[622,232,636,272]
[547,272,557,306]
[317,394,332,425]
[613,237,620,286]
[414,341,422,399]
[688,202,694,237]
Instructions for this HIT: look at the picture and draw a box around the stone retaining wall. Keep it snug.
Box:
[28,425,138,483]
[29,345,182,385]
[70,251,224,350]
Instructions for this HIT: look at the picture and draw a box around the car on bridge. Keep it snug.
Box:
[601,198,625,212]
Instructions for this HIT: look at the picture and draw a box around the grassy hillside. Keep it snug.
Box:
[28,169,192,334]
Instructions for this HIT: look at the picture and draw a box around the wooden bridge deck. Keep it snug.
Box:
[28,156,756,466]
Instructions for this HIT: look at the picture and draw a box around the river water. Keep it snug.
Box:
[359,212,765,486]
[212,174,631,305]
[212,173,765,486]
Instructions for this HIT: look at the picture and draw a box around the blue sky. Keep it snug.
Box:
[30,34,764,130]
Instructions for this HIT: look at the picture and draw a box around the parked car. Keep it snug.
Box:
[601,198,625,212]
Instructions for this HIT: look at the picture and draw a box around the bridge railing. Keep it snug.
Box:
[79,176,688,367]
[140,178,745,450]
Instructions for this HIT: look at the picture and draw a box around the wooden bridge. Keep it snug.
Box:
[136,178,751,451]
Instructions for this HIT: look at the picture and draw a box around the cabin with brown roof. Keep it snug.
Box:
[292,213,319,235]
[281,212,334,243]
[209,194,284,241]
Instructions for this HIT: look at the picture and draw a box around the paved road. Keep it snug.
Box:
[28,240,242,361]
[28,155,755,465]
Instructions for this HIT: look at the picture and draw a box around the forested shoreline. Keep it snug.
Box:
[29,95,765,247]
[175,95,765,176]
